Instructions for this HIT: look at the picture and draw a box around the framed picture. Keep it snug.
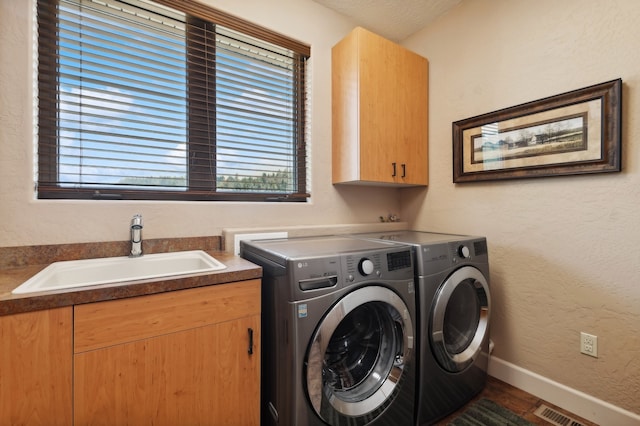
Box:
[452,79,622,183]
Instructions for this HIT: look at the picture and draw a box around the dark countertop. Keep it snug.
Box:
[0,251,262,316]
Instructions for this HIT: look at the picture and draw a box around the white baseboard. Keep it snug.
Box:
[488,356,640,425]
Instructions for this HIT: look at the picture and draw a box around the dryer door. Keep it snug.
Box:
[305,285,414,426]
[430,266,490,373]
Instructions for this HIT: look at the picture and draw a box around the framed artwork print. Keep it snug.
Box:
[452,79,622,183]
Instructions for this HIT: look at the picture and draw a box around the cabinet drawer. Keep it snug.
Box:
[74,279,260,353]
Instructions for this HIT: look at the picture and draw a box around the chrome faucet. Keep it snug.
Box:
[130,214,143,257]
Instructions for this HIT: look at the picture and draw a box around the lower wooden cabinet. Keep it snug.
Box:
[0,280,260,425]
[0,307,73,425]
[73,279,261,426]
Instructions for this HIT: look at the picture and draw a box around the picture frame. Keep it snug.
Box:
[452,79,622,183]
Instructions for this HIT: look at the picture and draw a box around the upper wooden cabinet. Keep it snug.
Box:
[332,27,429,186]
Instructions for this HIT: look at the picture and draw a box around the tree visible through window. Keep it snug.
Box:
[37,0,310,201]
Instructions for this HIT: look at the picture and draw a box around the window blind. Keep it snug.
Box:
[37,0,310,201]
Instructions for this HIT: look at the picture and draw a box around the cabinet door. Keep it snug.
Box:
[360,30,427,185]
[74,314,260,426]
[74,280,261,425]
[0,307,72,425]
[358,28,403,184]
[393,45,428,185]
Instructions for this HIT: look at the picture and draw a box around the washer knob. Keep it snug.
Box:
[359,258,375,276]
[458,245,471,258]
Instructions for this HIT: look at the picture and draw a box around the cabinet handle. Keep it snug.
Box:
[401,163,406,178]
[392,162,397,177]
[248,328,254,355]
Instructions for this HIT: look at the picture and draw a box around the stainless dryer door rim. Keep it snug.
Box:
[305,285,414,423]
[431,266,490,372]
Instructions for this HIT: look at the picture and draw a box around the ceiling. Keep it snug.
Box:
[312,0,462,42]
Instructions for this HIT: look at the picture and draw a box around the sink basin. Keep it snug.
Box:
[12,250,226,295]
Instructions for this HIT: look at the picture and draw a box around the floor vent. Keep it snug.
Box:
[534,404,586,426]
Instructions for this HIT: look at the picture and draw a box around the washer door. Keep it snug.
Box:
[305,286,413,425]
[430,266,490,373]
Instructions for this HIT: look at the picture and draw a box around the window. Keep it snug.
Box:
[37,0,310,201]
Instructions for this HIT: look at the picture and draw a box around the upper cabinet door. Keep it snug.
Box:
[332,27,428,186]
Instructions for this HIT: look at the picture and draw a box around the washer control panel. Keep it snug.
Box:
[457,245,471,259]
[387,250,412,271]
[359,258,375,275]
[289,248,414,292]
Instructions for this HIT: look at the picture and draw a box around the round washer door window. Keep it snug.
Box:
[305,286,413,425]
[430,266,490,373]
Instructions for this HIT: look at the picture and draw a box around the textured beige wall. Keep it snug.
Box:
[0,0,401,247]
[402,0,640,414]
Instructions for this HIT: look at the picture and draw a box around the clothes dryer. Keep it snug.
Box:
[240,236,418,426]
[353,231,491,425]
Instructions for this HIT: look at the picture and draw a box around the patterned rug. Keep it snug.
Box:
[448,398,535,425]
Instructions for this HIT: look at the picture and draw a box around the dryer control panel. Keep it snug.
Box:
[413,237,489,274]
[451,238,488,263]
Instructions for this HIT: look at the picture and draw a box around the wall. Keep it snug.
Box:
[402,0,640,415]
[0,0,401,247]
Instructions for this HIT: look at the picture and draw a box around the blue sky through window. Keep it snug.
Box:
[54,0,297,193]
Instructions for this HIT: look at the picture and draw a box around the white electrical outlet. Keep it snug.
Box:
[580,332,598,358]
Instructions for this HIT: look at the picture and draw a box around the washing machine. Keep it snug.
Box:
[240,236,417,426]
[353,231,491,425]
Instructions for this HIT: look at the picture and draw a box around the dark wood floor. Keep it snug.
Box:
[434,376,599,425]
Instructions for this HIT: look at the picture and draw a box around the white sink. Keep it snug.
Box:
[12,250,226,295]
